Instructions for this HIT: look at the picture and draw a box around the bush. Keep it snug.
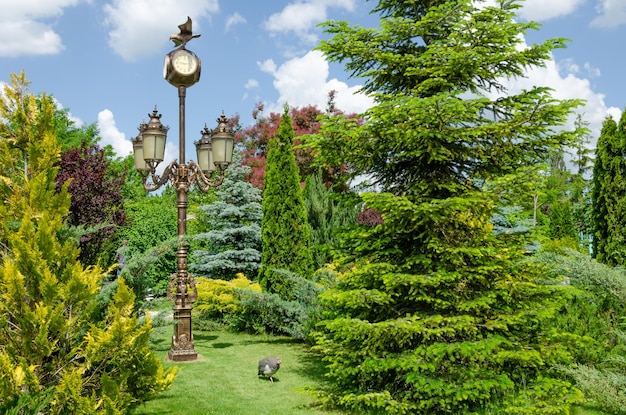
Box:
[192,270,325,340]
[0,387,54,415]
[226,290,308,339]
[532,249,626,413]
[557,364,626,414]
[228,270,324,339]
[194,274,261,320]
[541,237,584,254]
[534,249,626,321]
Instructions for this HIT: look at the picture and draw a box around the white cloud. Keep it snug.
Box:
[591,0,626,28]
[225,12,246,31]
[258,59,277,74]
[584,62,601,77]
[0,0,85,57]
[263,0,355,43]
[558,58,580,75]
[260,50,373,114]
[517,0,586,21]
[558,59,602,80]
[245,79,259,89]
[102,0,219,62]
[514,0,626,28]
[97,109,132,156]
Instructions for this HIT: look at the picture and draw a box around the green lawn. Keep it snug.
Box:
[133,325,610,415]
[131,326,344,415]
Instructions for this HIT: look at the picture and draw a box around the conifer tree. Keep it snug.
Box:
[549,200,578,241]
[0,73,174,413]
[591,113,626,265]
[570,115,594,248]
[190,156,262,280]
[308,1,584,412]
[572,114,594,178]
[259,105,314,298]
[303,170,358,269]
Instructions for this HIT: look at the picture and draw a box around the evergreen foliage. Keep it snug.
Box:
[118,237,180,306]
[303,170,359,269]
[545,148,570,207]
[572,114,594,178]
[568,115,594,252]
[485,164,549,229]
[309,2,581,198]
[229,269,323,340]
[312,193,581,413]
[259,105,314,296]
[194,274,261,321]
[0,73,175,414]
[114,194,178,299]
[192,271,322,340]
[190,159,262,280]
[532,248,626,414]
[491,206,534,237]
[306,1,584,412]
[591,113,626,265]
[549,201,578,241]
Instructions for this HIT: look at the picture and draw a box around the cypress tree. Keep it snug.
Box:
[259,105,314,297]
[592,113,626,265]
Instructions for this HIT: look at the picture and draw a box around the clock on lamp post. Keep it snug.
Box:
[164,48,201,88]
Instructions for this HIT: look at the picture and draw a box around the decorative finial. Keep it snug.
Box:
[214,112,230,133]
[149,106,161,121]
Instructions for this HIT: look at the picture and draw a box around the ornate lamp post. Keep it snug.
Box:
[131,17,234,362]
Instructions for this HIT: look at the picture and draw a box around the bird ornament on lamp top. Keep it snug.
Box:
[170,16,201,48]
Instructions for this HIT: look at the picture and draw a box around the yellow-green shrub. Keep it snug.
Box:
[194,274,261,320]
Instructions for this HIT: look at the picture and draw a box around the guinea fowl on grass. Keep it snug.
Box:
[258,357,281,382]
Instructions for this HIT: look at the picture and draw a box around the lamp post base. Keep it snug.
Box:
[167,306,198,362]
[167,348,198,362]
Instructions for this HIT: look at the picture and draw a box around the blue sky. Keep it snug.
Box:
[1,0,625,168]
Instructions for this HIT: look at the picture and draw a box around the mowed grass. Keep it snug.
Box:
[131,326,345,415]
[133,325,610,415]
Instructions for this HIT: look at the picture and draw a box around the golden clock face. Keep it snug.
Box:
[172,50,198,75]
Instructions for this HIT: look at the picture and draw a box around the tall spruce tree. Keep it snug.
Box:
[591,113,626,265]
[190,157,262,280]
[0,73,175,413]
[259,105,314,298]
[308,1,584,413]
